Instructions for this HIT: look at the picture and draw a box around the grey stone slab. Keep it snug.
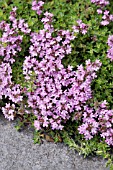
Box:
[0,113,109,170]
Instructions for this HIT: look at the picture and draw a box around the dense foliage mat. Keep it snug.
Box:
[0,0,113,169]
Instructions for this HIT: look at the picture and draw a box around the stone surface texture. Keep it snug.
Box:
[0,114,109,170]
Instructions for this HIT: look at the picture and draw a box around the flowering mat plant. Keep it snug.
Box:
[0,0,113,169]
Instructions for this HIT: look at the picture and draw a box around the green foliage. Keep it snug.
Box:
[14,112,36,131]
[1,0,113,169]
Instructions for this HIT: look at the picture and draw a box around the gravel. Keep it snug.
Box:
[0,113,109,170]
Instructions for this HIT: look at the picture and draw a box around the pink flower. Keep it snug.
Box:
[97,9,102,14]
[34,120,41,130]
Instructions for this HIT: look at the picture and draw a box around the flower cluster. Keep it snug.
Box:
[98,103,113,146]
[91,0,109,7]
[0,21,23,64]
[72,20,89,35]
[101,10,113,25]
[0,7,27,120]
[21,1,101,130]
[107,35,113,60]
[0,62,12,99]
[23,55,101,130]
[78,105,99,140]
[2,103,16,121]
[0,7,31,64]
[78,100,113,145]
[32,0,44,15]
[91,0,113,26]
[0,62,23,120]
[9,7,31,34]
[29,10,75,60]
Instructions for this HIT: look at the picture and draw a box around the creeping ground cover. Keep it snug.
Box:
[1,0,113,168]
